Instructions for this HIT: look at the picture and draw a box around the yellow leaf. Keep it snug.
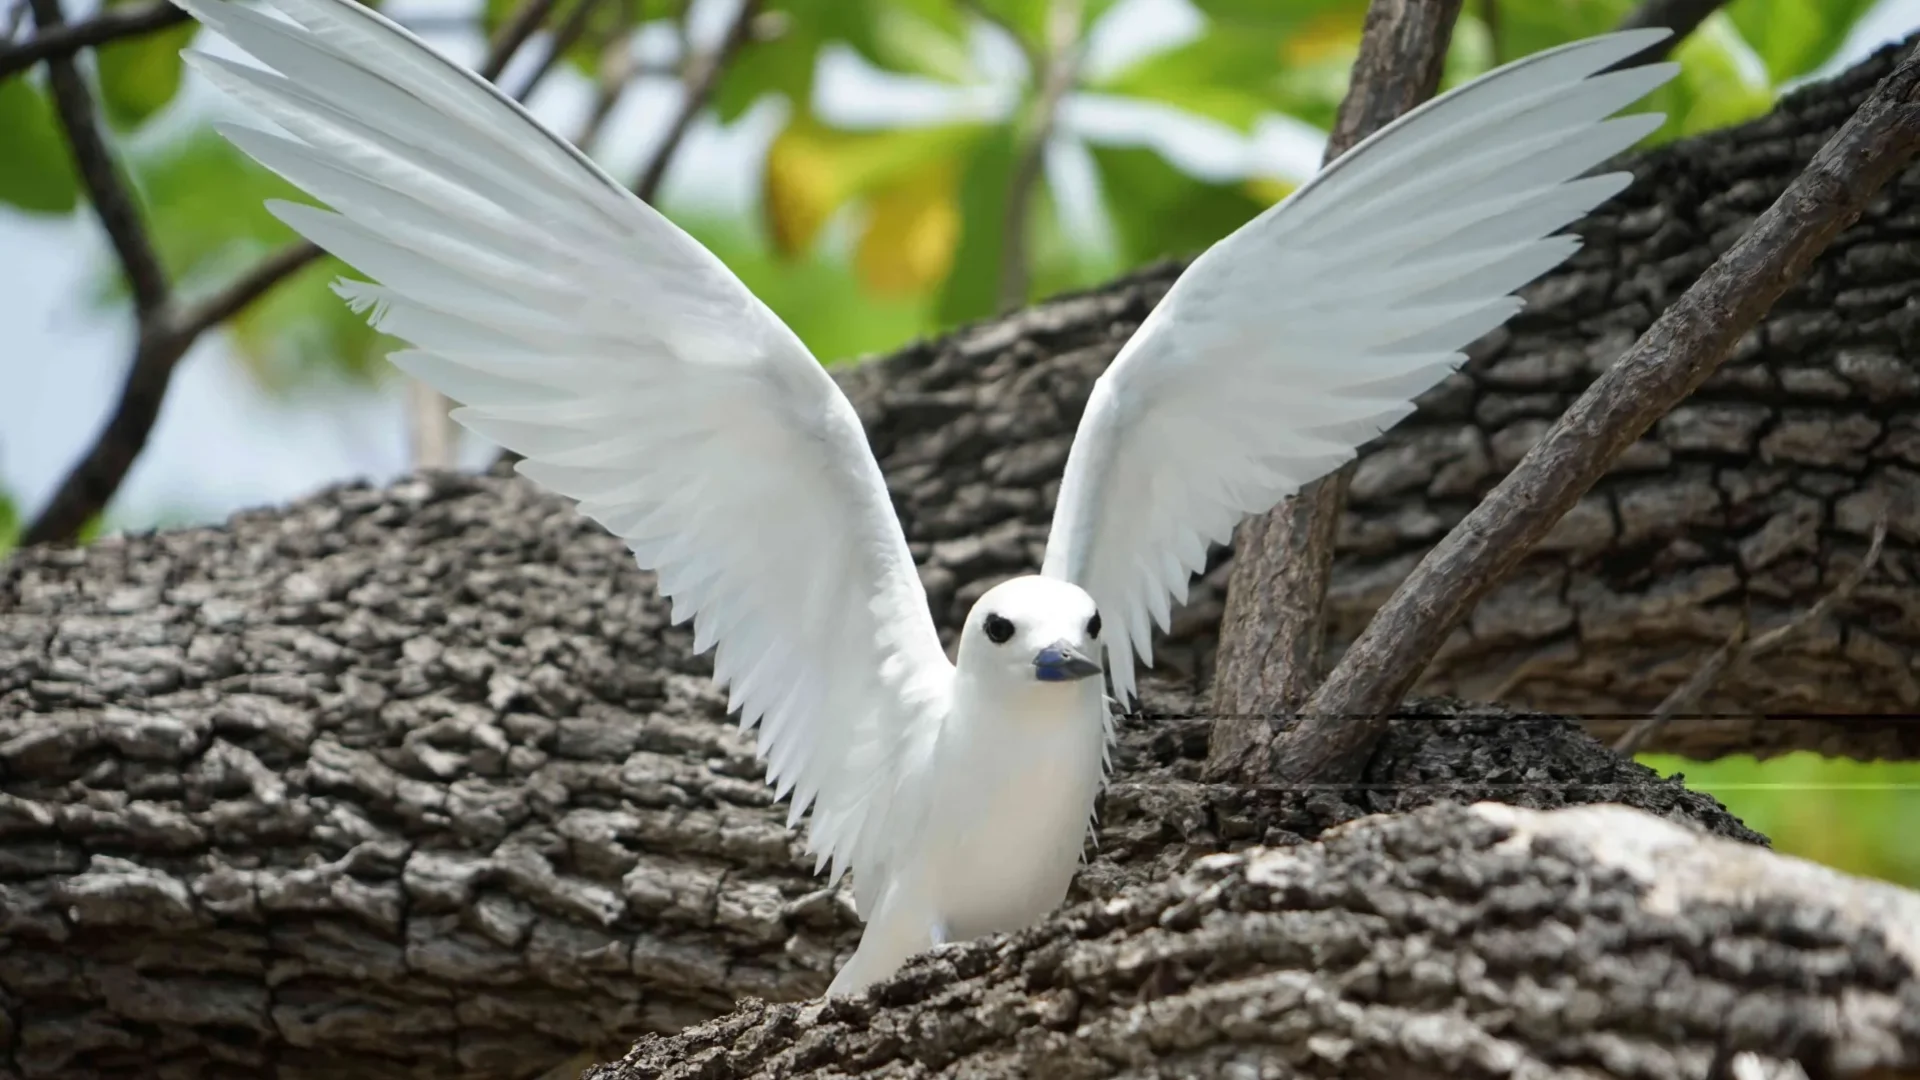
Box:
[764,117,988,258]
[1281,7,1363,67]
[855,164,961,296]
[1244,176,1299,206]
[764,122,847,256]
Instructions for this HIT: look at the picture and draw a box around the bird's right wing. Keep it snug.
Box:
[1042,30,1677,704]
[171,0,952,894]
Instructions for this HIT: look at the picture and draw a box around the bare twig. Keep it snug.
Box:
[1204,0,1463,783]
[0,0,186,80]
[1612,0,1726,66]
[1277,41,1920,783]
[573,0,639,156]
[629,0,759,201]
[995,0,1082,313]
[28,0,168,318]
[507,0,606,100]
[1612,511,1891,756]
[23,0,565,547]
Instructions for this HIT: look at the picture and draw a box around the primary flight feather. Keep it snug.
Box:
[170,0,1676,996]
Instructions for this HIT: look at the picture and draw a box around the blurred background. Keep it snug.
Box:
[2,0,1917,885]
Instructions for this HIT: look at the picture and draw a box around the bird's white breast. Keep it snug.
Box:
[920,685,1108,940]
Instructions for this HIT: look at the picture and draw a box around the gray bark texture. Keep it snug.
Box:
[591,801,1920,1080]
[2,472,1764,1080]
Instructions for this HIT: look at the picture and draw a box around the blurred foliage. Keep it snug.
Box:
[3,0,1886,378]
[0,77,81,213]
[1640,754,1920,888]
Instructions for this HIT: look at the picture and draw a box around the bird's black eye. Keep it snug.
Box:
[1086,612,1101,639]
[983,613,1015,644]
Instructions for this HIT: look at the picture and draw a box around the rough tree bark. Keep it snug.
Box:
[593,801,1920,1080]
[1,475,1765,1079]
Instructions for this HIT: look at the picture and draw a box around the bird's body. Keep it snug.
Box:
[169,0,1678,997]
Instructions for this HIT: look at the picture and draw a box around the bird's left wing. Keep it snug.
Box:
[1041,30,1678,704]
[170,0,954,898]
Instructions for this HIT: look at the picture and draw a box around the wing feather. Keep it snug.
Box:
[173,0,952,902]
[1043,30,1680,703]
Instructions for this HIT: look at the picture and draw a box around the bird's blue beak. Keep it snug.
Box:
[1033,639,1102,682]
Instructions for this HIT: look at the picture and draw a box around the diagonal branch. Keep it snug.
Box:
[994,0,1082,313]
[629,0,759,201]
[1205,0,1464,783]
[0,0,186,81]
[28,0,168,318]
[22,0,567,547]
[1277,38,1920,783]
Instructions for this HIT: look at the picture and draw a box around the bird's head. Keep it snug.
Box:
[955,575,1104,691]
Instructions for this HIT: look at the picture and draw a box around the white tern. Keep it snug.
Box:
[168,0,1677,997]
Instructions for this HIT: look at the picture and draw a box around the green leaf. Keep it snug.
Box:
[677,213,933,365]
[1490,0,1634,61]
[0,487,18,559]
[1088,143,1270,268]
[1191,0,1355,28]
[96,15,197,129]
[1727,0,1877,84]
[1630,14,1775,146]
[935,123,1018,327]
[0,78,80,215]
[1092,30,1289,133]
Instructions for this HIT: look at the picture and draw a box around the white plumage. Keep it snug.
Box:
[170,0,1675,996]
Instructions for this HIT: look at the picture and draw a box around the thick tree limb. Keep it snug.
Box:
[21,0,566,549]
[1207,0,1463,784]
[0,0,186,82]
[591,801,1920,1080]
[1277,37,1920,783]
[0,473,1763,1078]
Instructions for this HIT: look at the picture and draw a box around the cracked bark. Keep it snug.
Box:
[1,473,1762,1079]
[592,801,1920,1080]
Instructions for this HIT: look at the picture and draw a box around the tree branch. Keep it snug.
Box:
[994,0,1082,313]
[629,0,760,201]
[1205,0,1463,782]
[28,0,168,318]
[0,0,185,81]
[1278,38,1920,783]
[20,0,569,548]
[1612,509,1891,756]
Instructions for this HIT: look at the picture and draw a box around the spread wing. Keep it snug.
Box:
[172,0,952,894]
[1041,29,1679,704]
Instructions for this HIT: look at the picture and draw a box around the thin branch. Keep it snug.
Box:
[1612,510,1891,756]
[24,0,565,547]
[995,0,1082,314]
[0,0,186,81]
[574,0,640,157]
[1279,40,1920,783]
[28,0,168,317]
[630,0,760,201]
[507,0,607,100]
[1204,0,1463,784]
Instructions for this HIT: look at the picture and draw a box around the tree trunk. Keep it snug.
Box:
[591,800,1920,1080]
[2,472,1760,1080]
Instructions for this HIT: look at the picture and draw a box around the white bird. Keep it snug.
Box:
[168,0,1676,996]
